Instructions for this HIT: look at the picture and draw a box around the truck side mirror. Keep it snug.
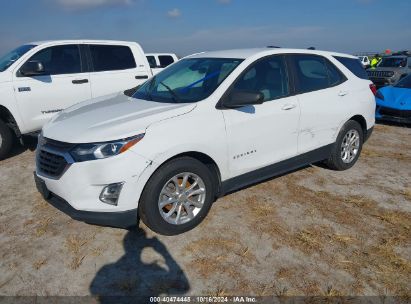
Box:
[20,61,45,77]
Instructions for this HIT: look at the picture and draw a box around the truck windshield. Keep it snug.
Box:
[394,74,411,89]
[378,57,406,68]
[133,58,243,103]
[0,44,36,72]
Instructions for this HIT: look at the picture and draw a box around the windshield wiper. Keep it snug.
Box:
[160,81,182,103]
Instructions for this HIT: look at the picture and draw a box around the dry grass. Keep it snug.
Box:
[33,258,47,270]
[65,233,95,270]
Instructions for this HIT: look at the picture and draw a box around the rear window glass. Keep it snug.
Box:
[89,45,136,72]
[158,55,174,68]
[334,56,368,80]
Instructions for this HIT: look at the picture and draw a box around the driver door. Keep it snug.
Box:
[221,55,300,177]
[13,44,91,133]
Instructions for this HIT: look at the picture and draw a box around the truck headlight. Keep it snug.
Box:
[70,134,144,162]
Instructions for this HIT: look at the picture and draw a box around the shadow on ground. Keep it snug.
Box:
[90,227,189,301]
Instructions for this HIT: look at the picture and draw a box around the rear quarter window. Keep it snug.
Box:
[334,56,369,80]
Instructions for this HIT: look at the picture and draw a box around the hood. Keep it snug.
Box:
[378,86,411,110]
[43,93,196,143]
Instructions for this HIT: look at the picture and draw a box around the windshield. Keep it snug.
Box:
[378,57,407,68]
[395,74,411,89]
[133,57,243,103]
[0,44,36,72]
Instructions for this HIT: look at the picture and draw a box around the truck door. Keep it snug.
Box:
[13,44,92,133]
[87,44,150,98]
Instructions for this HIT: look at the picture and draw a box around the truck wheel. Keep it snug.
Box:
[325,120,364,171]
[0,120,13,160]
[139,157,215,235]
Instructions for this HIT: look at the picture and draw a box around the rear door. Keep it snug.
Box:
[289,54,348,154]
[222,55,300,177]
[13,44,91,132]
[87,44,150,98]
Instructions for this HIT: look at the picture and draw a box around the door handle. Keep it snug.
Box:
[72,79,89,84]
[135,75,149,79]
[338,91,348,96]
[281,104,297,110]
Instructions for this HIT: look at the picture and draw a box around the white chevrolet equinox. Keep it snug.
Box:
[34,48,376,235]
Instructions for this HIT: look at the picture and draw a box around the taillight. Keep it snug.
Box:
[369,84,377,96]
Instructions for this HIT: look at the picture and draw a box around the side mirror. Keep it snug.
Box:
[223,90,264,108]
[20,61,45,77]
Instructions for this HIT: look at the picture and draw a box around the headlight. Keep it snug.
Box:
[70,134,144,162]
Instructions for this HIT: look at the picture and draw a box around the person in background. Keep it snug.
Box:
[370,54,382,68]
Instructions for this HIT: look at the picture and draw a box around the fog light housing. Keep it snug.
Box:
[99,182,124,206]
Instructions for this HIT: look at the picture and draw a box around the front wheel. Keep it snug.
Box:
[325,120,364,171]
[0,120,13,160]
[139,157,215,235]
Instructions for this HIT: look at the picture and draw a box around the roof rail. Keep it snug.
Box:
[307,47,316,50]
[267,46,281,48]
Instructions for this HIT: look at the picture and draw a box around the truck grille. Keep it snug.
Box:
[36,137,75,179]
[367,70,394,78]
[379,107,411,118]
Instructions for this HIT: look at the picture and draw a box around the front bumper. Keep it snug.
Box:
[375,106,411,124]
[35,176,137,228]
[34,148,155,228]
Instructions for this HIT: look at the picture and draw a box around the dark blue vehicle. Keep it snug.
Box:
[375,74,411,124]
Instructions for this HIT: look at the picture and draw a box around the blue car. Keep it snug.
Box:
[375,74,411,124]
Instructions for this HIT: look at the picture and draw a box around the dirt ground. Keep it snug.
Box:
[0,123,410,298]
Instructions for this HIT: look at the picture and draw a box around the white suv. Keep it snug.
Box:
[34,48,376,235]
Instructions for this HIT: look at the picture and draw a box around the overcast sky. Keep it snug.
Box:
[0,0,410,56]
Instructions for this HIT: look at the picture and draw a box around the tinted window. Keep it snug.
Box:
[158,55,174,67]
[232,55,289,102]
[133,58,242,103]
[25,45,81,75]
[334,56,368,80]
[325,60,346,86]
[394,74,411,89]
[379,57,407,68]
[146,56,157,68]
[90,45,136,72]
[292,55,329,93]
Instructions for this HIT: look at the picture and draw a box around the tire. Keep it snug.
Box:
[0,120,13,160]
[325,120,364,171]
[139,156,216,235]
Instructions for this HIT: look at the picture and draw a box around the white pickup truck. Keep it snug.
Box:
[0,40,157,159]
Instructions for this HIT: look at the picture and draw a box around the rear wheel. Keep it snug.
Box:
[139,157,215,235]
[325,120,364,171]
[0,120,13,160]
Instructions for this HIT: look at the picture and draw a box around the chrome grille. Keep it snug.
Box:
[367,70,394,78]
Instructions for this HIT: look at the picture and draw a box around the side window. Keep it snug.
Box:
[146,56,157,68]
[158,55,174,68]
[292,55,329,93]
[25,45,81,75]
[325,59,346,86]
[89,45,136,72]
[232,56,289,102]
[334,56,368,80]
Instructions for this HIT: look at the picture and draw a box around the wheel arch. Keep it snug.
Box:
[0,105,20,137]
[349,115,367,139]
[165,151,222,198]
